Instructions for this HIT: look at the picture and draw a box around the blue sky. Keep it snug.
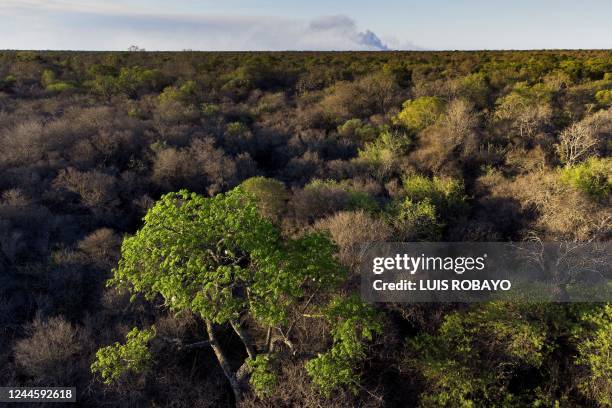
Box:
[1,0,611,50]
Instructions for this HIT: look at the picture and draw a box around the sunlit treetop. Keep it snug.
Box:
[110,187,344,325]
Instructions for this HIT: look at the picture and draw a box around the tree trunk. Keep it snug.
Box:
[230,319,256,359]
[205,319,243,402]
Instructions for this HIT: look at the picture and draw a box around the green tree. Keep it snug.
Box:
[358,129,412,175]
[240,176,289,223]
[405,303,560,407]
[394,198,441,241]
[305,295,381,396]
[92,187,378,401]
[394,96,446,132]
[158,80,199,105]
[41,69,56,88]
[595,89,612,107]
[493,82,553,140]
[402,174,467,220]
[573,305,612,407]
[456,72,490,108]
[338,118,378,142]
[560,157,611,200]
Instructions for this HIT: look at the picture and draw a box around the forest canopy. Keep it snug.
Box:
[0,50,610,407]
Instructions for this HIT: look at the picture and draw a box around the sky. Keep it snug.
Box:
[0,0,611,51]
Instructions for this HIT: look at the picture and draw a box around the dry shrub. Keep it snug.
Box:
[284,151,324,184]
[484,170,610,240]
[320,72,400,121]
[154,99,200,125]
[494,90,553,144]
[53,168,119,215]
[285,184,347,230]
[0,120,46,166]
[77,228,122,269]
[315,210,391,273]
[410,99,480,175]
[254,92,286,115]
[0,190,53,262]
[14,316,92,385]
[1,188,31,207]
[152,147,189,188]
[296,103,331,130]
[287,129,328,157]
[189,138,238,195]
[505,145,548,175]
[324,159,362,180]
[555,107,612,165]
[152,137,238,195]
[447,219,502,242]
[320,81,365,120]
[153,366,228,408]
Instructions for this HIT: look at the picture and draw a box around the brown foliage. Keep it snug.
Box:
[14,316,92,386]
[315,210,392,273]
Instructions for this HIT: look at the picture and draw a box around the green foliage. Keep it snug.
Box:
[240,176,288,222]
[406,303,551,407]
[91,327,155,384]
[394,96,446,131]
[559,59,583,80]
[46,82,75,93]
[15,51,39,62]
[109,187,343,325]
[560,157,611,199]
[87,75,117,99]
[573,304,612,407]
[87,63,118,77]
[338,119,378,142]
[395,198,441,241]
[381,60,412,87]
[402,174,467,219]
[306,295,381,395]
[41,69,56,88]
[88,66,165,98]
[457,72,489,107]
[226,121,250,136]
[583,58,612,80]
[220,60,281,98]
[116,66,165,97]
[390,175,467,240]
[201,103,221,116]
[494,82,553,118]
[247,355,277,398]
[158,80,199,105]
[101,186,384,397]
[595,89,612,106]
[358,129,411,166]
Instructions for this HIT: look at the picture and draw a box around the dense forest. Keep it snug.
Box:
[0,50,610,407]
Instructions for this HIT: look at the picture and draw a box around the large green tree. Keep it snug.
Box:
[92,187,380,401]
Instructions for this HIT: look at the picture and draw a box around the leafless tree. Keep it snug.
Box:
[555,108,612,166]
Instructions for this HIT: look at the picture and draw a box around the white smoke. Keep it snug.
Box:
[0,3,411,51]
[306,16,389,50]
